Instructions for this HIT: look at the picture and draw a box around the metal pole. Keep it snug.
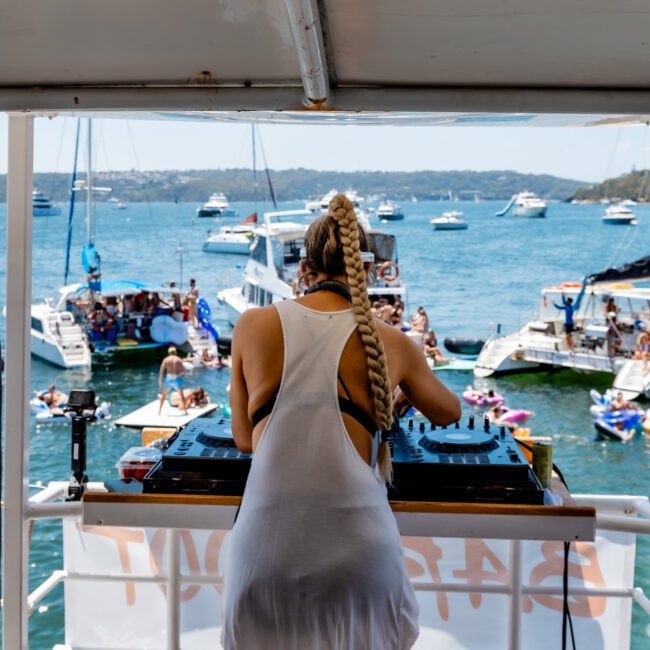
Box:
[86,118,93,246]
[507,539,523,650]
[166,529,180,649]
[2,113,34,650]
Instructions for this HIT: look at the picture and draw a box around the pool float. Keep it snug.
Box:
[444,337,485,356]
[594,416,638,442]
[488,406,532,425]
[31,396,111,423]
[150,315,188,346]
[462,386,504,407]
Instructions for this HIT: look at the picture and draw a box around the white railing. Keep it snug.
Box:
[13,484,650,650]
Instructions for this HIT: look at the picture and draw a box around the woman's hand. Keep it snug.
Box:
[392,385,412,418]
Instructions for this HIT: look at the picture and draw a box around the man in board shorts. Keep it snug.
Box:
[158,346,188,414]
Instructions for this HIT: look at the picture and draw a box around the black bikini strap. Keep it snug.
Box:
[251,393,377,437]
[337,373,353,401]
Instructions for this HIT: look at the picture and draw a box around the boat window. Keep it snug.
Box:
[31,317,43,333]
[367,233,396,263]
[250,236,267,265]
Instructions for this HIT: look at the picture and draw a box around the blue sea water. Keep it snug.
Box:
[0,199,648,647]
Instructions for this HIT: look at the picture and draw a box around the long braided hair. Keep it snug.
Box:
[302,194,394,481]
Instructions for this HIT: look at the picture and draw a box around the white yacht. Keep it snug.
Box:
[196,192,236,218]
[306,188,367,214]
[474,282,650,398]
[602,203,637,225]
[32,189,61,216]
[202,224,255,255]
[497,192,547,218]
[377,198,404,221]
[430,210,468,230]
[218,211,407,325]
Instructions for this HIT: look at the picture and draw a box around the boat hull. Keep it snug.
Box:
[513,206,547,218]
[196,208,221,218]
[378,213,404,221]
[433,222,468,230]
[33,206,61,217]
[602,217,636,225]
[202,240,251,255]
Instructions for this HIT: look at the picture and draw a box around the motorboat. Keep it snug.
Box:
[497,192,547,218]
[108,197,127,210]
[218,210,408,325]
[202,224,255,255]
[430,211,468,230]
[196,192,236,218]
[377,198,404,221]
[30,120,216,369]
[32,189,61,216]
[474,280,650,398]
[306,188,367,214]
[602,203,637,225]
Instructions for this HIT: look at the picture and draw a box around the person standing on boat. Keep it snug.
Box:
[553,287,585,351]
[184,278,199,327]
[222,194,460,650]
[158,346,188,414]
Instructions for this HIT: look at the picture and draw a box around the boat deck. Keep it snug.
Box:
[115,399,219,429]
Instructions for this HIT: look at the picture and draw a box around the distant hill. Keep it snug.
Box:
[572,169,650,202]
[0,168,586,203]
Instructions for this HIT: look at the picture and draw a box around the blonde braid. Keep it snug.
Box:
[328,194,394,482]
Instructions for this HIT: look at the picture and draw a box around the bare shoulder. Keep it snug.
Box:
[375,318,418,351]
[232,305,281,345]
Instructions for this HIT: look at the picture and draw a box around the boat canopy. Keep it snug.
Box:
[62,279,177,300]
[4,0,650,118]
[587,255,650,285]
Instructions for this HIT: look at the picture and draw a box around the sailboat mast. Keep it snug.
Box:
[86,118,94,246]
[252,123,258,210]
[64,119,82,285]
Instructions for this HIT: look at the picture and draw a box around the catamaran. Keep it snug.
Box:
[475,256,650,398]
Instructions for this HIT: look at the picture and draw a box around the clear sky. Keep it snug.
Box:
[1,113,649,183]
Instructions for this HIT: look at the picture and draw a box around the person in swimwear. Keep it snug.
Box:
[158,346,188,414]
[223,194,460,650]
[170,386,208,408]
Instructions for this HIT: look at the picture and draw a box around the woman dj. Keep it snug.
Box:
[222,194,460,649]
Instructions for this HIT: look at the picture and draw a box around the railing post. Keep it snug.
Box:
[166,529,181,649]
[2,113,34,650]
[508,539,523,650]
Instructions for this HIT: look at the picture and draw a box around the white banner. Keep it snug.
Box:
[63,520,636,649]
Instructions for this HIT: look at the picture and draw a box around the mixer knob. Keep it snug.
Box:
[483,416,490,432]
[430,422,435,431]
[455,421,460,429]
[442,424,448,429]
[408,419,414,429]
[500,426,506,439]
[419,422,425,433]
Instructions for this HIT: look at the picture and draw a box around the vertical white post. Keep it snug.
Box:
[166,529,180,649]
[2,113,34,650]
[508,539,523,650]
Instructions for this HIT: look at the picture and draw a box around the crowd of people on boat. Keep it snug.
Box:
[80,279,201,343]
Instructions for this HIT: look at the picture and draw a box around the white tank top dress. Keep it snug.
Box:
[220,300,419,650]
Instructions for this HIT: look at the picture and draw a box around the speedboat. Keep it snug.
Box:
[202,224,254,255]
[497,192,547,218]
[307,189,367,214]
[602,203,637,225]
[196,192,236,218]
[218,211,408,325]
[377,198,404,221]
[32,189,61,216]
[430,211,468,230]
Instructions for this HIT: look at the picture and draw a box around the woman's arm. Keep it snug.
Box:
[384,326,461,424]
[229,312,254,453]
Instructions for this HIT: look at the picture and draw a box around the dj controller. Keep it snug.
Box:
[144,415,544,504]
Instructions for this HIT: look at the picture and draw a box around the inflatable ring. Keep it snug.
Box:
[378,261,399,283]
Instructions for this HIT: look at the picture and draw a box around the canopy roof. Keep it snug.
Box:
[61,280,177,299]
[3,1,650,118]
